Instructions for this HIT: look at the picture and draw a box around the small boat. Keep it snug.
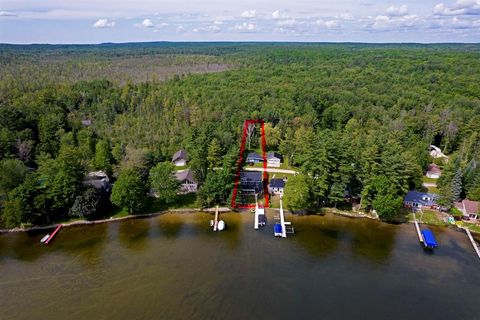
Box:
[217,220,226,231]
[421,229,438,249]
[40,234,50,243]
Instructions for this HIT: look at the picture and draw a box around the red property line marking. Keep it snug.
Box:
[231,119,269,209]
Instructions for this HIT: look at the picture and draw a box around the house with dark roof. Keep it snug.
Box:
[268,178,285,195]
[172,150,188,167]
[267,152,283,168]
[246,152,263,164]
[404,191,439,209]
[240,171,263,193]
[83,170,111,194]
[174,169,198,193]
[426,163,442,179]
[454,199,479,220]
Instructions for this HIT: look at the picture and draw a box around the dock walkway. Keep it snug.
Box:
[464,228,480,259]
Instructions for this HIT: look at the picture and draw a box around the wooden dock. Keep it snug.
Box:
[44,225,62,245]
[213,205,219,231]
[277,198,293,238]
[412,212,423,243]
[464,228,480,259]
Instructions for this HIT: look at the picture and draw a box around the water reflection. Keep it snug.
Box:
[118,218,151,252]
[350,221,397,264]
[157,213,185,238]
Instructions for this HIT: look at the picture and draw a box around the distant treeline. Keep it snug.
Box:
[0,43,479,227]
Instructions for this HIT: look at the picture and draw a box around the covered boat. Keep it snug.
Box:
[421,229,438,249]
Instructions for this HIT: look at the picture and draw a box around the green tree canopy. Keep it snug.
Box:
[149,162,180,204]
[111,168,146,214]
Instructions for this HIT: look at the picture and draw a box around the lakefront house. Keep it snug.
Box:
[268,178,285,195]
[174,169,198,193]
[404,191,439,209]
[454,199,479,220]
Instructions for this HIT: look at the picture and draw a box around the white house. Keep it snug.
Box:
[426,163,442,179]
[175,169,198,193]
[268,178,285,195]
[172,149,188,167]
[267,152,283,168]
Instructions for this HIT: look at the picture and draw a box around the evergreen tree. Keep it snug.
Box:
[207,138,222,169]
[94,139,112,173]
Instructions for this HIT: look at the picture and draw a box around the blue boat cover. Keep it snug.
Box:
[421,229,438,248]
[274,223,283,234]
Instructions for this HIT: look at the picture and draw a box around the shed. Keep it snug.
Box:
[172,150,188,167]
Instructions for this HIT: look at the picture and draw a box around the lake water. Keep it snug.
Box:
[0,211,479,320]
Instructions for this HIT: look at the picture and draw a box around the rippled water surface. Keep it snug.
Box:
[0,212,479,320]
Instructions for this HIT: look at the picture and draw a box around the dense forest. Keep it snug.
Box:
[1,42,479,228]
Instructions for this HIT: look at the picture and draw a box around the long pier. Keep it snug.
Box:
[213,205,219,231]
[45,225,62,245]
[464,228,480,259]
[412,212,423,243]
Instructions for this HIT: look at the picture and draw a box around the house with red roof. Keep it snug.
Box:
[454,199,479,220]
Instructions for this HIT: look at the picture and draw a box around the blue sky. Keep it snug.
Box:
[1,0,479,44]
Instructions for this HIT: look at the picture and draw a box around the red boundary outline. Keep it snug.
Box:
[231,119,269,209]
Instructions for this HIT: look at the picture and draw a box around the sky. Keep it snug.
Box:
[0,0,480,44]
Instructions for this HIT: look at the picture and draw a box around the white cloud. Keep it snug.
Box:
[158,22,169,27]
[386,5,409,17]
[338,13,354,20]
[316,19,341,29]
[176,25,185,33]
[241,10,256,18]
[272,10,281,19]
[234,22,256,32]
[0,11,17,17]
[277,19,296,27]
[433,1,480,16]
[213,20,223,25]
[371,14,419,30]
[135,18,154,28]
[92,18,115,28]
[193,25,221,33]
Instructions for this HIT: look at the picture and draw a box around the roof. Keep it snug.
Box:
[172,149,188,162]
[421,229,438,248]
[175,169,197,183]
[426,163,442,174]
[240,171,262,182]
[269,178,285,188]
[404,191,438,206]
[455,199,479,215]
[246,152,263,161]
[267,152,283,160]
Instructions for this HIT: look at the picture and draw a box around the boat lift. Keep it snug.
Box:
[254,195,266,230]
[274,198,294,238]
[412,209,437,249]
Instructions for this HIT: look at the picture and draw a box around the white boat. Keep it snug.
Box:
[40,234,50,243]
[217,220,226,231]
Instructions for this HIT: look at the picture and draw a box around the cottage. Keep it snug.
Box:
[175,169,198,193]
[172,150,188,167]
[83,171,111,194]
[240,171,263,193]
[267,152,283,168]
[404,191,439,209]
[454,199,479,220]
[429,145,449,160]
[246,152,264,164]
[426,163,442,179]
[268,178,285,195]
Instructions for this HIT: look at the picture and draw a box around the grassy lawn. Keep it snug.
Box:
[269,194,281,208]
[422,176,438,184]
[427,186,439,193]
[458,221,480,234]
[408,209,448,226]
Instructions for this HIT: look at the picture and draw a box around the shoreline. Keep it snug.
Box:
[0,207,230,234]
[1,206,478,236]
